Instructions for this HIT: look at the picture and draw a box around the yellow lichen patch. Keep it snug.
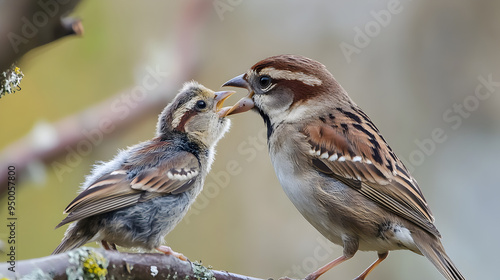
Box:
[67,247,109,280]
[82,250,108,278]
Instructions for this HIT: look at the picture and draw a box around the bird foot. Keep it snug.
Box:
[101,240,117,250]
[156,245,188,261]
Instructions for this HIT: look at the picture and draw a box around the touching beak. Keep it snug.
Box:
[214,90,235,118]
[220,74,255,117]
[222,74,249,89]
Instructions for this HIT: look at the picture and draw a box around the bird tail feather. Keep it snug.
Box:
[412,231,465,280]
[52,224,92,255]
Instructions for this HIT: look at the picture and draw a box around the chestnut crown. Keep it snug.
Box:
[223,55,354,126]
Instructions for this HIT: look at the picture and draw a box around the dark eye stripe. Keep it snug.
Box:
[175,109,197,132]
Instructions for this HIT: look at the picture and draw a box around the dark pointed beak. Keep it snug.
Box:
[214,90,235,117]
[222,74,248,89]
[220,74,255,117]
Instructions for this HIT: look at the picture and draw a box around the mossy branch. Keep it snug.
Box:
[0,247,266,280]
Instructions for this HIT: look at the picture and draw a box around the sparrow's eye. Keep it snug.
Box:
[259,75,272,90]
[195,100,207,110]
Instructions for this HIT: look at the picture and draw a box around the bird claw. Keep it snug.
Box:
[156,245,188,261]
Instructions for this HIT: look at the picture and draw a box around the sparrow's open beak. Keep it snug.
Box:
[214,90,235,117]
[220,74,255,117]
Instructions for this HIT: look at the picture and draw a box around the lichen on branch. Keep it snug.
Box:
[0,64,24,98]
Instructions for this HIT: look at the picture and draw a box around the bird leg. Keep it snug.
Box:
[101,240,118,250]
[156,245,188,261]
[304,255,351,280]
[305,237,358,280]
[101,241,110,250]
[353,252,389,280]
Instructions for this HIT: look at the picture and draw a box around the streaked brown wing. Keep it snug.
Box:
[57,140,200,228]
[127,148,199,194]
[56,185,139,228]
[302,109,440,237]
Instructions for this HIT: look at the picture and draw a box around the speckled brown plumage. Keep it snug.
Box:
[223,54,464,280]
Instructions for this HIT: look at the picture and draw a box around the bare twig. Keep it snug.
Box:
[0,1,213,196]
[0,247,266,280]
[0,0,83,72]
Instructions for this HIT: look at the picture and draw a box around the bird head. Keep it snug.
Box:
[158,81,234,147]
[221,55,353,128]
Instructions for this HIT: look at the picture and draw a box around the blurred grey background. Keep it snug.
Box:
[1,1,498,279]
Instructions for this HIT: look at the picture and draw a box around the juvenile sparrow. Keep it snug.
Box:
[222,55,465,280]
[53,82,234,258]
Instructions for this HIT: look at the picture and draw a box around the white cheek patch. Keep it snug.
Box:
[282,104,312,123]
[260,67,322,86]
[256,94,312,124]
[254,94,282,116]
[255,95,287,123]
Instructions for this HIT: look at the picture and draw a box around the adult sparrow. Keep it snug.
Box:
[222,55,464,280]
[53,82,234,258]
